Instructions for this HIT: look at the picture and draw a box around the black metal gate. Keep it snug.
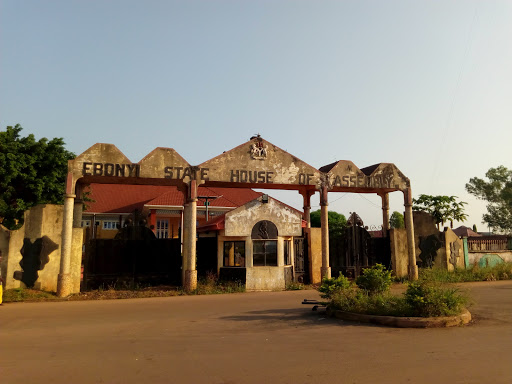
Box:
[329,213,391,279]
[294,237,309,283]
[83,237,182,289]
[197,236,218,278]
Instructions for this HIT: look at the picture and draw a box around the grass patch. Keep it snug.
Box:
[3,288,59,302]
[286,282,317,291]
[419,263,512,283]
[3,274,245,303]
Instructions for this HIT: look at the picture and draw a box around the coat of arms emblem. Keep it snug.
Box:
[250,141,268,160]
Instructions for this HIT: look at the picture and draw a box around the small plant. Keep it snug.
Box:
[318,273,352,298]
[356,264,393,295]
[286,281,305,290]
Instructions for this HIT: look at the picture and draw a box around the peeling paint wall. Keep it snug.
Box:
[198,139,322,188]
[390,228,409,278]
[246,266,286,291]
[224,197,302,237]
[468,251,512,267]
[443,228,465,271]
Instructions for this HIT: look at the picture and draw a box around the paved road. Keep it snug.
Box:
[2,281,512,384]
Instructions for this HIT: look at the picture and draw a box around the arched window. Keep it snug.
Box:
[252,221,278,266]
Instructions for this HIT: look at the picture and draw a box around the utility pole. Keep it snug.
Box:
[197,195,222,222]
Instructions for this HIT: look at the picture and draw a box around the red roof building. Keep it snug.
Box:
[83,184,262,239]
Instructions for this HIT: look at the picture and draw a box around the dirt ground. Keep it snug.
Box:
[1,281,512,384]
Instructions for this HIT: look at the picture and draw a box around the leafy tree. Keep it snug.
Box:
[466,166,512,234]
[310,209,347,237]
[389,211,405,229]
[472,224,477,233]
[412,194,467,229]
[0,125,75,229]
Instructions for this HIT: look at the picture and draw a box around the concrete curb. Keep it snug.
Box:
[326,307,472,328]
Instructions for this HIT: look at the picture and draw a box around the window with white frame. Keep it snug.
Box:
[81,220,91,228]
[102,221,119,230]
[156,219,169,239]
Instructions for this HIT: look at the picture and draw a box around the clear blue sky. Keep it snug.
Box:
[1,0,511,230]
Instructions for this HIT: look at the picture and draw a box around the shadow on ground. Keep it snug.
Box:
[219,307,374,328]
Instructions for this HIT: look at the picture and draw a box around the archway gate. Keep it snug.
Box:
[57,137,418,296]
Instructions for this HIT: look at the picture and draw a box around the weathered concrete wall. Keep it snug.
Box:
[0,226,12,288]
[468,251,512,267]
[307,228,322,284]
[246,266,286,291]
[388,216,464,276]
[225,197,302,237]
[442,228,465,271]
[326,161,409,193]
[1,204,82,293]
[26,205,63,291]
[198,138,322,188]
[390,228,408,278]
[413,211,448,269]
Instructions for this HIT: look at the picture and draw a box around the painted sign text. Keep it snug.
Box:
[164,167,209,181]
[82,162,140,178]
[331,174,395,189]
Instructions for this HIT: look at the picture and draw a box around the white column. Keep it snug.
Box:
[320,185,331,279]
[404,188,418,280]
[183,181,198,291]
[57,193,76,297]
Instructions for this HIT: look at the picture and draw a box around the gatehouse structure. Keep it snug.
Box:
[57,136,417,296]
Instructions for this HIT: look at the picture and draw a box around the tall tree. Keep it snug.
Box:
[412,194,467,229]
[310,209,347,237]
[466,166,512,234]
[389,211,405,229]
[0,125,75,229]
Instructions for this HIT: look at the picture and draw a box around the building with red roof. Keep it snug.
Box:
[82,184,262,239]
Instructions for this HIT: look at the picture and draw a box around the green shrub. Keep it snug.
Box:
[355,264,393,295]
[404,281,469,317]
[330,289,410,316]
[318,273,352,298]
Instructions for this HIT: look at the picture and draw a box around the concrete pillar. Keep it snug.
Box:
[72,183,84,228]
[277,238,285,267]
[380,193,390,237]
[300,190,314,228]
[183,181,198,291]
[57,193,76,297]
[403,188,418,281]
[320,185,331,279]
